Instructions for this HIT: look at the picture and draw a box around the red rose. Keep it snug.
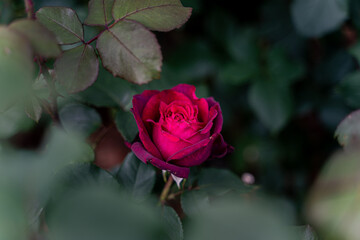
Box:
[131,84,233,178]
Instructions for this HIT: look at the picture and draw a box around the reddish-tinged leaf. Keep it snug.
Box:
[54,44,99,93]
[112,0,192,32]
[84,0,114,26]
[9,19,61,58]
[36,7,84,44]
[96,20,162,84]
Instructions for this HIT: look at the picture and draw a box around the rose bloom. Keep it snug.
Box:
[130,84,233,178]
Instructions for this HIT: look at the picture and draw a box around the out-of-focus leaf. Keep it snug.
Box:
[76,66,135,109]
[0,188,28,240]
[116,153,156,200]
[24,96,42,122]
[84,0,114,26]
[218,62,256,85]
[0,0,12,24]
[54,44,99,93]
[294,225,319,240]
[306,150,360,240]
[350,0,360,29]
[187,198,296,240]
[112,0,192,31]
[0,106,34,139]
[249,81,293,133]
[161,206,184,240]
[59,103,102,136]
[36,7,84,44]
[291,0,348,37]
[52,163,119,197]
[0,27,34,112]
[335,109,360,148]
[97,21,162,84]
[181,189,210,218]
[260,1,306,58]
[337,71,360,108]
[314,50,355,85]
[226,27,259,64]
[9,19,61,58]
[115,109,138,142]
[198,168,249,196]
[47,185,164,240]
[266,48,305,85]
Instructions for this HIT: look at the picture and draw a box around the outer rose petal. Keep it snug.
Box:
[206,97,223,134]
[210,134,234,158]
[131,142,190,178]
[132,91,162,159]
[168,134,215,166]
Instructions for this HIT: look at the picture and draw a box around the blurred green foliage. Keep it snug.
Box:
[2,0,360,239]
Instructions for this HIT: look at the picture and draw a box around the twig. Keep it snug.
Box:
[159,175,174,204]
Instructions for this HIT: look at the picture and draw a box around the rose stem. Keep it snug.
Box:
[23,0,61,124]
[24,0,35,19]
[159,175,174,204]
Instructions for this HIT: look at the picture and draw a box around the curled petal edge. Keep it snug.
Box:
[131,142,190,178]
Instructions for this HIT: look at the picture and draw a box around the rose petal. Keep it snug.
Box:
[167,136,212,162]
[210,134,234,158]
[172,84,197,99]
[131,142,190,178]
[206,97,223,134]
[172,84,209,122]
[132,93,162,159]
[200,107,218,134]
[153,123,192,159]
[142,90,192,125]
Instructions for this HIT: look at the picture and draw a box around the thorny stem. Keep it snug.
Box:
[160,175,174,204]
[24,0,35,19]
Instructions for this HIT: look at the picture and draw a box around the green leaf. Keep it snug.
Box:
[291,0,348,37]
[198,168,248,196]
[9,19,61,58]
[306,150,360,240]
[0,189,28,240]
[47,185,164,240]
[0,27,34,112]
[84,0,114,26]
[97,20,162,84]
[36,7,84,44]
[181,189,210,218]
[116,153,156,200]
[249,81,293,133]
[335,110,360,148]
[115,109,138,142]
[24,96,42,122]
[112,0,192,31]
[52,163,119,195]
[0,106,34,139]
[187,198,296,240]
[337,71,360,108]
[218,62,255,85]
[161,206,184,240]
[266,48,305,85]
[76,66,136,110]
[54,44,99,93]
[59,103,102,136]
